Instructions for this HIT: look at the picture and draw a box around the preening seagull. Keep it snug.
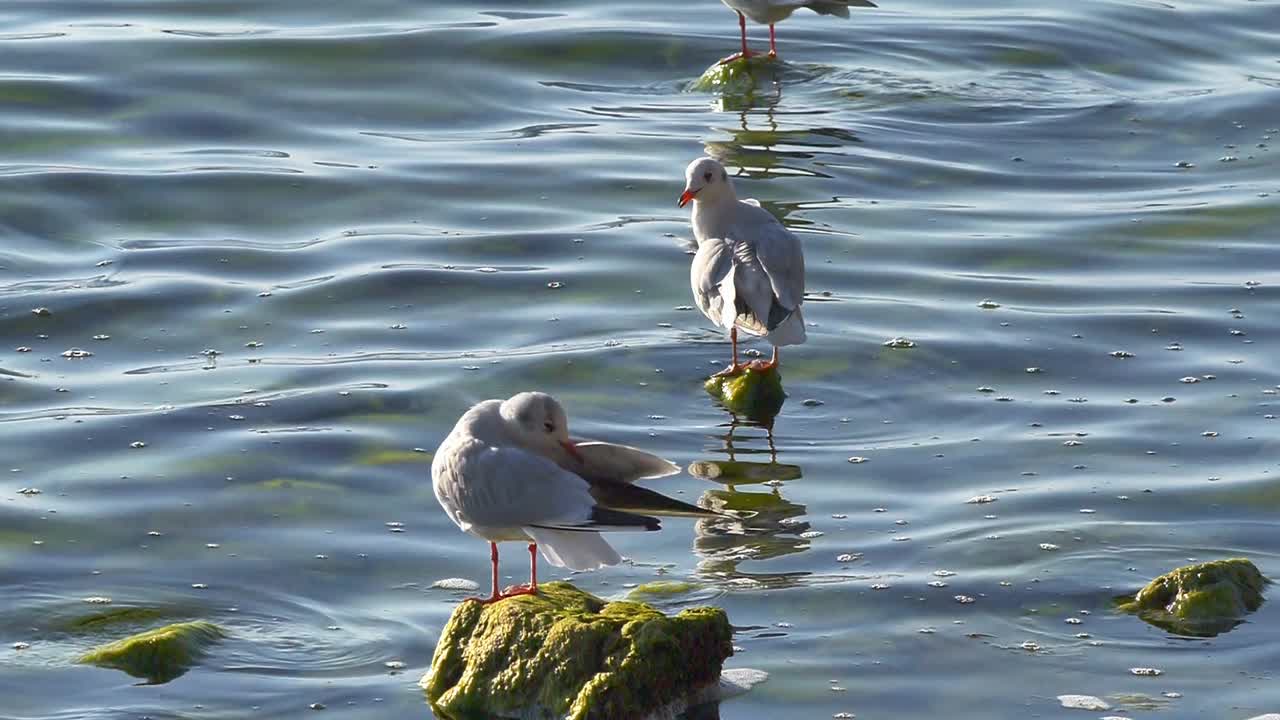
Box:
[431,391,717,603]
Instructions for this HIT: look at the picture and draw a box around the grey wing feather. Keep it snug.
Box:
[690,239,734,330]
[437,441,598,530]
[571,441,680,484]
[743,208,805,312]
[727,240,779,334]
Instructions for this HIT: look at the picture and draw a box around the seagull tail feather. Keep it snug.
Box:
[524,527,622,571]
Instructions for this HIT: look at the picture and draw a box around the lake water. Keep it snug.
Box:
[3,0,1279,717]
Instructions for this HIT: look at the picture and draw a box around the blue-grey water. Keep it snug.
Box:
[3,0,1280,718]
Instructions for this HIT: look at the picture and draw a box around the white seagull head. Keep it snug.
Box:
[679,156,734,208]
[499,391,581,462]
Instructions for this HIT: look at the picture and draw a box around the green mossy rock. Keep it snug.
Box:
[704,366,785,422]
[1117,558,1269,637]
[690,55,779,94]
[422,581,733,720]
[77,621,225,684]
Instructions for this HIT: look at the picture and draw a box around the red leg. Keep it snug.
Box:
[768,25,777,57]
[500,543,540,598]
[529,543,538,591]
[719,12,755,64]
[467,542,503,604]
[752,346,780,371]
[713,326,747,377]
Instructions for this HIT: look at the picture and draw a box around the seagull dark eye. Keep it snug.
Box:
[703,172,713,182]
[544,421,555,433]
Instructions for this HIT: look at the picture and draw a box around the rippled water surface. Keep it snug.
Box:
[3,0,1280,717]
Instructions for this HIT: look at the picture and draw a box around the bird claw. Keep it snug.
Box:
[718,51,754,65]
[464,584,538,604]
[712,363,747,377]
[500,584,538,598]
[748,359,778,372]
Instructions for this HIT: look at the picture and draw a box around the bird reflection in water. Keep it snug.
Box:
[703,77,860,254]
[690,412,811,589]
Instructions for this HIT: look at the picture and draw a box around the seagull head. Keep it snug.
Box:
[679,156,733,208]
[500,391,582,462]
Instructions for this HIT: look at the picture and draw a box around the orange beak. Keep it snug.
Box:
[560,440,584,463]
[678,189,697,208]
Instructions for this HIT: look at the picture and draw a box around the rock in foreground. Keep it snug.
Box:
[704,365,785,422]
[422,581,733,720]
[77,621,225,684]
[1117,558,1269,637]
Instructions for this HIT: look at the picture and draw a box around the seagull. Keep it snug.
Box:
[717,0,877,63]
[431,391,717,603]
[679,157,806,375]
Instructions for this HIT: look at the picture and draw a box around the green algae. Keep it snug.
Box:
[627,581,699,600]
[1116,558,1269,637]
[690,55,780,94]
[255,477,343,492]
[704,366,785,422]
[78,621,226,684]
[422,581,732,720]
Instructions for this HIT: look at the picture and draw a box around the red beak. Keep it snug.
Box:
[678,189,697,208]
[560,440,584,463]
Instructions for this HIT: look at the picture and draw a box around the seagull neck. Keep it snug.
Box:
[692,192,738,242]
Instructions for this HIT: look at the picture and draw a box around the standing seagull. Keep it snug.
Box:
[718,0,877,63]
[679,157,806,375]
[431,391,717,603]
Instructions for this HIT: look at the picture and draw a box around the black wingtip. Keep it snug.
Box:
[589,507,661,531]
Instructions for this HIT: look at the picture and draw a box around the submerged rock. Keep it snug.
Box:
[422,581,732,720]
[689,55,780,94]
[626,581,699,600]
[704,365,785,422]
[1116,558,1269,637]
[78,621,226,684]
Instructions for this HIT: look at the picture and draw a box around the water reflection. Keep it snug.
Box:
[704,72,857,183]
[692,412,810,588]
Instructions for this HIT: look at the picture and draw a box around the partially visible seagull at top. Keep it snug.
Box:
[717,0,878,63]
[431,391,718,603]
[679,156,806,376]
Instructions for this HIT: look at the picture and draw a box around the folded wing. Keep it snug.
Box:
[572,440,681,484]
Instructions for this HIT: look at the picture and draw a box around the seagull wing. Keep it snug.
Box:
[436,439,654,533]
[570,440,681,484]
[738,203,805,313]
[690,238,735,330]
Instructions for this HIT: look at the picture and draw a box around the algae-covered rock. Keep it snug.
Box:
[704,366,785,422]
[1116,558,1269,637]
[422,581,732,720]
[78,621,225,683]
[689,55,780,94]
